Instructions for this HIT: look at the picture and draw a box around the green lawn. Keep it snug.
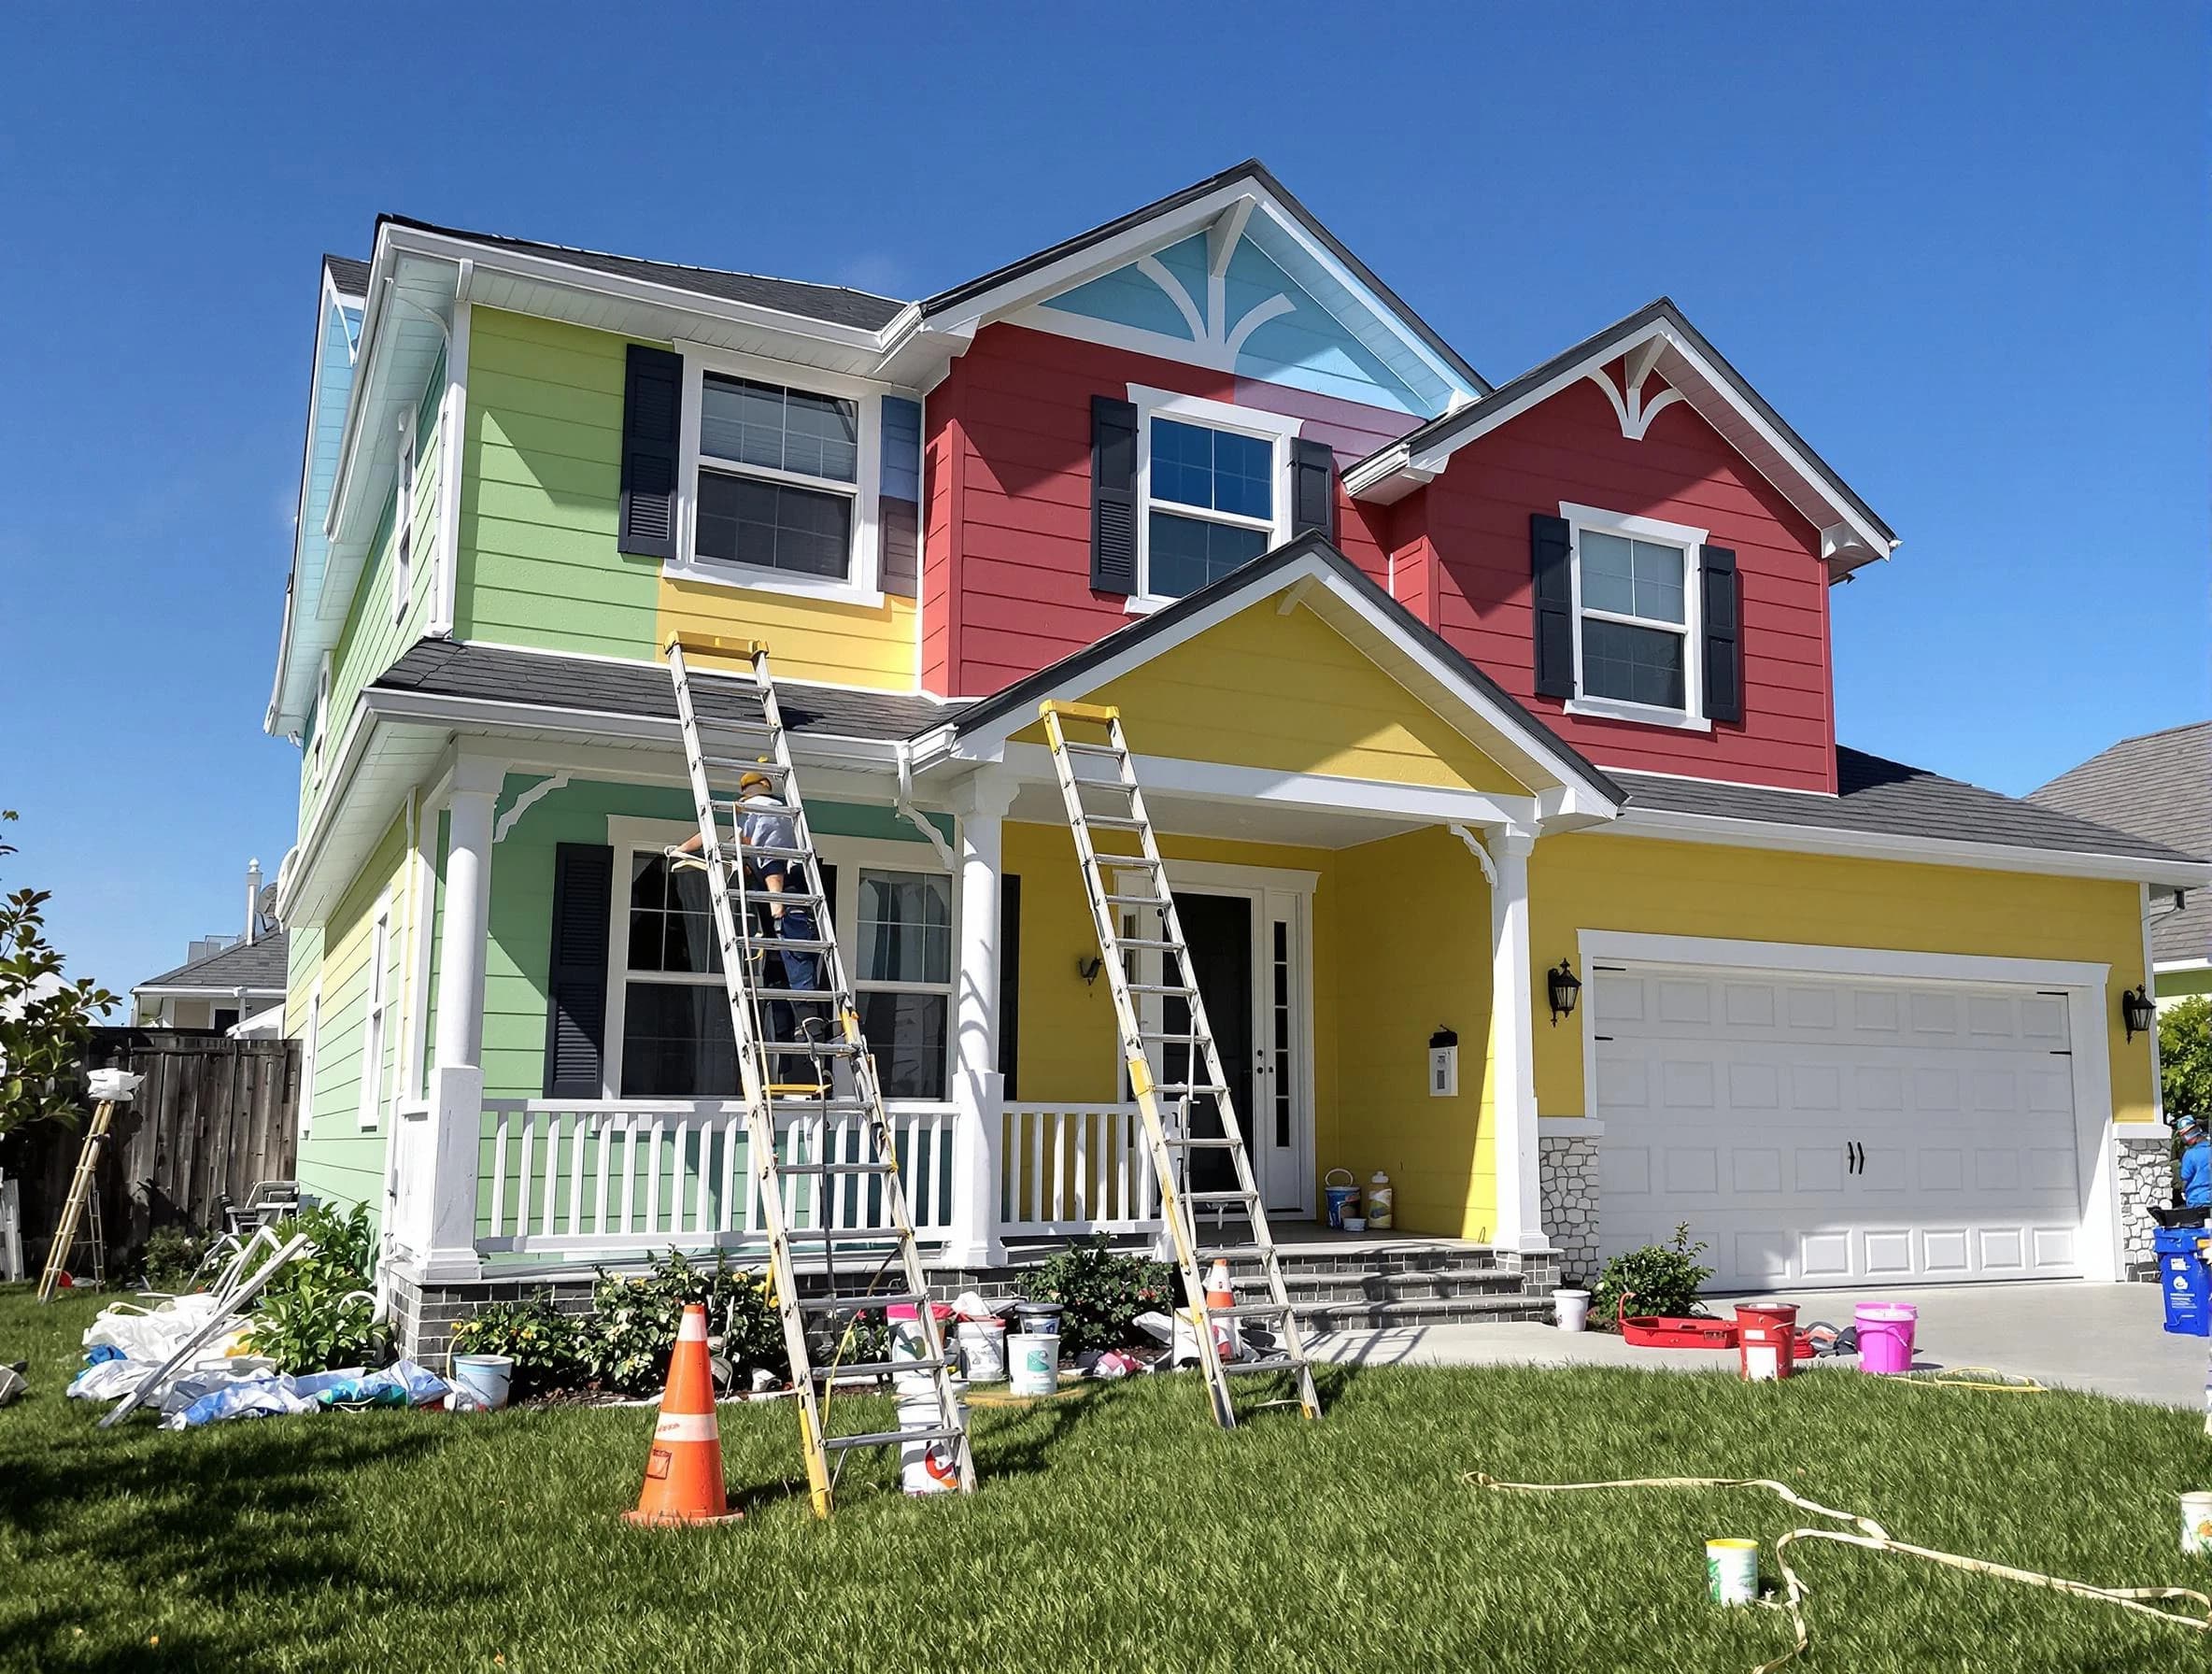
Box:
[2,1284,2207,1672]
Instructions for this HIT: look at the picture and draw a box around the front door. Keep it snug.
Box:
[1165,892,1255,1201]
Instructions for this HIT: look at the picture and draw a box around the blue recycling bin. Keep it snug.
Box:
[2154,1226,2211,1336]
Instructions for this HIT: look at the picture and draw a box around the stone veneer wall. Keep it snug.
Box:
[1539,1132,1600,1285]
[2115,1134,2174,1280]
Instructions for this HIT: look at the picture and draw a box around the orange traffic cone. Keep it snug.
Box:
[622,1303,743,1526]
[1204,1257,1239,1357]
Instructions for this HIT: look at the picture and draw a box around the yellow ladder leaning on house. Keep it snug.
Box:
[662,632,974,1515]
[1039,699,1323,1429]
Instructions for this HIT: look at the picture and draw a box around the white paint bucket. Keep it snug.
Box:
[1008,1333,1059,1397]
[896,1395,966,1496]
[1553,1288,1591,1332]
[955,1319,1007,1382]
[450,1354,514,1412]
[2183,1492,2212,1555]
[1706,1538,1759,1605]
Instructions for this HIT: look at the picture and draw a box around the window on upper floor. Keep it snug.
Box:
[694,374,859,580]
[1558,504,1717,731]
[1127,387,1304,605]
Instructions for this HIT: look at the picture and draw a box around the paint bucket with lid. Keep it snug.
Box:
[1735,1302,1797,1382]
[1009,1333,1060,1397]
[1324,1169,1360,1229]
[955,1318,1007,1382]
[887,1302,957,1392]
[1706,1539,1759,1605]
[1854,1302,1918,1374]
[2183,1493,2212,1555]
[897,1395,967,1495]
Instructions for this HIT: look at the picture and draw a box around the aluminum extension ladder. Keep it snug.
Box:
[664,632,973,1515]
[1039,699,1323,1428]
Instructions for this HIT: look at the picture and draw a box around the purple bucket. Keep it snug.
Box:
[1855,1302,1918,1374]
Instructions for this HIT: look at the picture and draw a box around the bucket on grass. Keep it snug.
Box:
[1706,1539,1759,1605]
[1854,1302,1918,1374]
[1009,1333,1059,1397]
[955,1318,1007,1382]
[1553,1288,1591,1332]
[1324,1169,1360,1229]
[1735,1302,1797,1383]
[450,1354,514,1412]
[2183,1493,2212,1555]
[888,1302,958,1392]
[896,1395,967,1496]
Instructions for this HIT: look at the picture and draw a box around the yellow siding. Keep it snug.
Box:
[1011,601,1531,793]
[1527,834,2157,1125]
[659,581,919,690]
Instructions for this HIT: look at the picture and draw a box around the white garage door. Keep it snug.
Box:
[1594,962,2082,1290]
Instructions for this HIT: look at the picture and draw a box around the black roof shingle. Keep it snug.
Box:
[2032,722,2212,961]
[137,930,290,995]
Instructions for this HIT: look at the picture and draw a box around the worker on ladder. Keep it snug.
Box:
[676,768,824,1043]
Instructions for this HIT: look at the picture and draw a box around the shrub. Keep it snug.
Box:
[449,1295,588,1396]
[584,1252,784,1395]
[1015,1236,1172,1355]
[1589,1223,1713,1332]
[242,1202,386,1372]
[2162,996,2212,1122]
[140,1226,209,1292]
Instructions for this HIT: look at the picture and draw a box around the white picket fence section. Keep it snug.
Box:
[999,1102,1160,1235]
[476,1099,957,1255]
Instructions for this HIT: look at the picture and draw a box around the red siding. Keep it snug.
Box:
[922,323,1422,696]
[1402,370,1837,791]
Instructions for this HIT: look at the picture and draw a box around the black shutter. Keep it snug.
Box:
[998,873,1021,1099]
[1290,436,1338,542]
[1530,513,1574,700]
[1090,394,1140,594]
[618,344,682,560]
[544,843,613,1098]
[1701,544,1742,724]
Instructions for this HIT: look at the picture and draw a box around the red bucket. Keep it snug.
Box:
[1735,1302,1797,1382]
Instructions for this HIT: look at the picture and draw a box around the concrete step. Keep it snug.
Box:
[1267,1265,1527,1304]
[1211,1243,1508,1278]
[1292,1293,1553,1331]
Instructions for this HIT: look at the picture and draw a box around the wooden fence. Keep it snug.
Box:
[0,1029,300,1274]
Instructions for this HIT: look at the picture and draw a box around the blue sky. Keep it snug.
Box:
[0,3,2204,997]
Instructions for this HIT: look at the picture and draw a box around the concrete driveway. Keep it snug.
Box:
[1310,1282,2208,1409]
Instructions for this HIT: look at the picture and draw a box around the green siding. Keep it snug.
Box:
[455,309,659,658]
[2158,965,2212,1001]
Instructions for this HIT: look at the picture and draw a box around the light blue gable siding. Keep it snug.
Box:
[298,297,361,631]
[1035,220,1474,418]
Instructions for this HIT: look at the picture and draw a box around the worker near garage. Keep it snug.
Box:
[2180,1116,2211,1210]
[675,769,824,1042]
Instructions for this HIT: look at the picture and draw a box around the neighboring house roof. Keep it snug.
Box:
[1343,297,1895,572]
[322,253,370,297]
[2031,721,2212,964]
[370,640,960,742]
[135,930,291,998]
[376,214,909,332]
[1617,748,2199,869]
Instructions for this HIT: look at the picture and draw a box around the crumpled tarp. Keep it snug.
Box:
[159,1359,450,1428]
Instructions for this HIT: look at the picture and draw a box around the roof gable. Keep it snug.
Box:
[135,930,291,996]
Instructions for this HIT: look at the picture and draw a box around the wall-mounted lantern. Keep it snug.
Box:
[1077,955,1104,986]
[1547,959,1583,1027]
[2121,986,2157,1042]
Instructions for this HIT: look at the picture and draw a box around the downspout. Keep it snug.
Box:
[894,739,959,871]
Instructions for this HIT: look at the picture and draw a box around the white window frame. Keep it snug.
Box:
[600,818,955,1103]
[1127,384,1302,613]
[358,895,392,1130]
[1559,501,1712,732]
[311,653,333,785]
[298,980,320,1140]
[390,412,416,625]
[666,344,888,607]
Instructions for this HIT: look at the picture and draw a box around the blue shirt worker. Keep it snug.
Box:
[677,771,825,1043]
[2180,1118,2211,1209]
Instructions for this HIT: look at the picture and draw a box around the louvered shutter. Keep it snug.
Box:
[1701,544,1742,724]
[1090,395,1140,594]
[1290,436,1338,542]
[618,345,682,559]
[544,843,613,1098]
[1530,513,1575,700]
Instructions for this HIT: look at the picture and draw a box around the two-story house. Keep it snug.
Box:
[267,161,2205,1351]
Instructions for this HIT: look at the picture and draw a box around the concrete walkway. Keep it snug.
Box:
[1308,1282,2209,1409]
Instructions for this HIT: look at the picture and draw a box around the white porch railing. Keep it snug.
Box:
[999,1102,1160,1236]
[476,1099,957,1256]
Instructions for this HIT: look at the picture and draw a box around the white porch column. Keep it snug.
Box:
[414,753,504,1279]
[947,767,1015,1267]
[1485,826,1547,1254]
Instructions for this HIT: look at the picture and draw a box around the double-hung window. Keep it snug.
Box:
[617,849,735,1098]
[694,374,860,580]
[1562,504,1709,728]
[1131,387,1300,603]
[853,869,952,1101]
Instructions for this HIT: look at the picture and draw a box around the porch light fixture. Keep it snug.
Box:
[1547,960,1582,1027]
[2122,986,2156,1042]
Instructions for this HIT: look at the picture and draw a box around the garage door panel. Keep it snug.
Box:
[1594,964,2083,1290]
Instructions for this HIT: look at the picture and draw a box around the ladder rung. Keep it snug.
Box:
[1113,938,1183,951]
[1199,1248,1279,1268]
[1083,815,1149,830]
[823,1426,960,1453]
[1154,1083,1227,1097]
[1185,1189,1258,1205]
[778,1159,897,1178]
[1207,1302,1294,1319]
[765,1099,874,1115]
[727,844,815,862]
[1127,983,1198,996]
[1091,855,1164,869]
[798,1292,921,1312]
[1059,741,1123,759]
[1102,893,1166,908]
[813,1356,951,1381]
[697,752,787,772]
[1170,1136,1241,1149]
[733,888,826,907]
[779,1226,912,1243]
[1222,1356,1304,1376]
[759,1038,859,1054]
